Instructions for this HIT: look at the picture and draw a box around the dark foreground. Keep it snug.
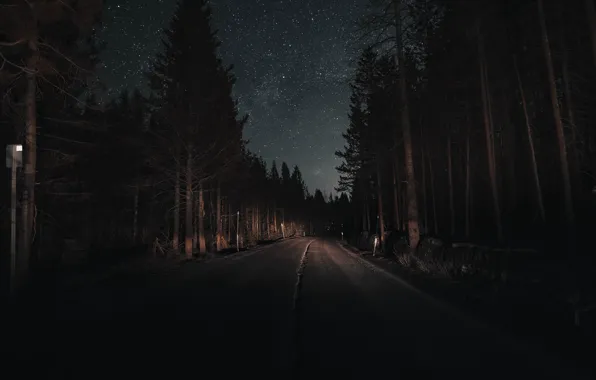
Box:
[2,238,591,379]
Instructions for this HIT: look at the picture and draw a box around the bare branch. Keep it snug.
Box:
[0,38,27,46]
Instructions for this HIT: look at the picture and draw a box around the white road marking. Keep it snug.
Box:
[292,239,315,311]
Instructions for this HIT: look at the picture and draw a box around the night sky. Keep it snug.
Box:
[99,0,366,195]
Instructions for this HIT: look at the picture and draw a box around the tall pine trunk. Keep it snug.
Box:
[173,157,180,251]
[477,21,503,242]
[376,160,385,242]
[133,184,139,243]
[465,127,471,238]
[362,199,368,232]
[21,38,39,276]
[216,183,222,251]
[538,0,575,235]
[266,204,270,239]
[198,183,206,254]
[227,202,232,243]
[185,147,193,259]
[428,149,438,235]
[273,201,277,233]
[365,195,371,233]
[251,206,256,238]
[586,0,596,68]
[447,135,455,237]
[256,204,260,241]
[392,158,401,231]
[561,39,581,198]
[514,55,545,222]
[193,198,198,250]
[394,0,420,249]
[421,135,428,235]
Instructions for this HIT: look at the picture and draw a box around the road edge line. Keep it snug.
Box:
[336,241,429,295]
[335,240,484,323]
[336,240,596,379]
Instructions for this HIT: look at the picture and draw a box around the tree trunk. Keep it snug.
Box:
[216,183,222,251]
[20,38,39,276]
[133,184,139,243]
[362,199,368,232]
[245,207,250,241]
[421,136,428,235]
[193,198,198,250]
[365,195,371,233]
[447,135,455,237]
[266,204,270,239]
[586,0,596,68]
[465,124,471,239]
[538,0,575,234]
[561,38,581,198]
[514,55,545,222]
[185,148,193,259]
[392,158,401,231]
[273,201,277,234]
[251,206,256,238]
[428,149,438,235]
[501,89,517,231]
[394,0,420,249]
[376,160,385,242]
[477,21,503,242]
[198,183,206,254]
[227,202,232,243]
[256,204,260,241]
[173,158,180,251]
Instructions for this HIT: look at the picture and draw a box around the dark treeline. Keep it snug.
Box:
[0,0,333,286]
[337,0,596,256]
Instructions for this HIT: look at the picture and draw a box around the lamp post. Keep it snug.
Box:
[236,211,240,252]
[6,144,22,294]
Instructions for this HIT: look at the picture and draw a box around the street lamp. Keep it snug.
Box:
[6,144,22,294]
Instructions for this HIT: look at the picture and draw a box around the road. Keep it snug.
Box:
[2,238,591,379]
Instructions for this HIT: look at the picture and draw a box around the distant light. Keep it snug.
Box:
[15,145,22,152]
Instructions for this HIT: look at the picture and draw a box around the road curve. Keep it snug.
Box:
[2,237,590,379]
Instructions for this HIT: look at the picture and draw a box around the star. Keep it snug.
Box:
[98,0,368,195]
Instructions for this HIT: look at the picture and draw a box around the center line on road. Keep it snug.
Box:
[291,239,314,379]
[292,239,315,311]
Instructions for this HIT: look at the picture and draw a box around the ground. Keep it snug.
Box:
[2,238,592,379]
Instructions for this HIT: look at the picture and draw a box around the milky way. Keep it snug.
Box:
[99,0,366,195]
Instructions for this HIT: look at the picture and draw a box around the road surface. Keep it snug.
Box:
[2,238,591,379]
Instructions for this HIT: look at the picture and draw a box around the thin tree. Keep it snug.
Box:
[513,55,545,222]
[477,20,503,242]
[537,0,575,236]
[394,0,420,249]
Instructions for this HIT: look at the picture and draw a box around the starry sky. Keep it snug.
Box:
[99,0,366,195]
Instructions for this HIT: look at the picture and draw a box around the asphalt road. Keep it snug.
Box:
[2,238,591,379]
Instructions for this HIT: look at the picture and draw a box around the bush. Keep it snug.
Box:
[387,230,409,256]
[396,252,413,268]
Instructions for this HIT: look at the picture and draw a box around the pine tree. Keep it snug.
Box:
[148,0,245,256]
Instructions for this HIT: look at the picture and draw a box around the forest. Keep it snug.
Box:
[337,0,596,253]
[1,0,596,312]
[333,0,596,334]
[1,0,595,367]
[0,0,343,286]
